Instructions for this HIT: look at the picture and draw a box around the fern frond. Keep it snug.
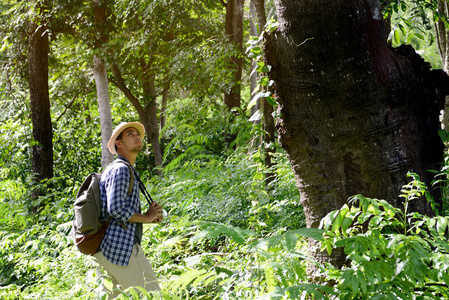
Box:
[192,221,259,244]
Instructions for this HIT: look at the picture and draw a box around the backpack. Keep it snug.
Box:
[72,160,134,255]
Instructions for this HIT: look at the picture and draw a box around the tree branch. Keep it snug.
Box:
[55,89,83,123]
[110,63,146,117]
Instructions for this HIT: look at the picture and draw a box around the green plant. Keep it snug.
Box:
[246,26,276,112]
[430,152,449,216]
[383,0,443,69]
[318,193,449,299]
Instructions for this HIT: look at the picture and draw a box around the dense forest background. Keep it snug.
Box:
[2,0,449,299]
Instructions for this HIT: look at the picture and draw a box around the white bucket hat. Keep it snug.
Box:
[107,122,145,155]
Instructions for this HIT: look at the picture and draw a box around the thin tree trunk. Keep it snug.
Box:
[159,81,169,157]
[224,0,244,109]
[160,81,169,135]
[111,63,163,173]
[262,96,275,186]
[84,103,91,137]
[252,0,267,30]
[28,10,53,205]
[251,0,276,187]
[435,1,449,131]
[436,0,449,74]
[141,61,163,172]
[93,55,114,167]
[249,1,259,118]
[92,0,113,167]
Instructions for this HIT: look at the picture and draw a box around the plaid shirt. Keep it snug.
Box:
[99,157,141,266]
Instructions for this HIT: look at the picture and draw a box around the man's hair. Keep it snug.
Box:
[114,131,124,152]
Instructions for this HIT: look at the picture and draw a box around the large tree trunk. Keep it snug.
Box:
[224,0,244,109]
[28,10,53,205]
[92,0,113,168]
[265,0,449,268]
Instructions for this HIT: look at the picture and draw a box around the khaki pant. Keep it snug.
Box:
[94,244,161,298]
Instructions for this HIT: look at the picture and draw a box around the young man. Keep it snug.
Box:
[94,122,163,297]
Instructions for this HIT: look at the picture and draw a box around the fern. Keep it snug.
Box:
[320,194,449,299]
[264,266,276,293]
[192,221,259,244]
[257,284,335,300]
[169,268,217,294]
[250,228,324,252]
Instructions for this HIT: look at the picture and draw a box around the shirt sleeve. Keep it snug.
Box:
[104,165,135,223]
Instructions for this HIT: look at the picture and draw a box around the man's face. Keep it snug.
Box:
[116,127,143,154]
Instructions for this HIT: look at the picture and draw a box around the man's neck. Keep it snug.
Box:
[117,152,137,166]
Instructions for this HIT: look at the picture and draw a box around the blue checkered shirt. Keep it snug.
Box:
[99,157,141,266]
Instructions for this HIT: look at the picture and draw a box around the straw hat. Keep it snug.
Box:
[107,122,145,155]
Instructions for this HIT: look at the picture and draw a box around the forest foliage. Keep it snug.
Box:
[1,0,449,299]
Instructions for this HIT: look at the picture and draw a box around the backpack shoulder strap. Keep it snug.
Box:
[107,159,135,197]
[103,159,135,231]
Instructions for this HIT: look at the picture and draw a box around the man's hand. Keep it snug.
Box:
[145,201,163,223]
[128,202,164,224]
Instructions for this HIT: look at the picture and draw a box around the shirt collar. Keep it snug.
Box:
[117,155,130,164]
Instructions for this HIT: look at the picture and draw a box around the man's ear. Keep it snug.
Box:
[115,139,122,150]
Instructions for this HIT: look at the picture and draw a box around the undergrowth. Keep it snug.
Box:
[2,130,449,299]
[0,150,306,299]
[2,151,449,299]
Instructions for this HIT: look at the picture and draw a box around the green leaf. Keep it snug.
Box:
[436,216,449,236]
[289,228,325,242]
[398,23,406,36]
[259,65,272,73]
[265,266,276,293]
[395,260,407,276]
[351,271,359,299]
[103,278,113,292]
[258,76,269,86]
[250,46,261,55]
[214,267,234,277]
[414,33,425,40]
[394,29,400,45]
[438,129,449,142]
[193,221,258,244]
[248,91,271,109]
[284,231,298,250]
[266,95,277,106]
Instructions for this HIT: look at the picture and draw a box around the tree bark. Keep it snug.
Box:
[224,0,245,109]
[160,81,169,135]
[435,1,449,131]
[28,11,53,203]
[111,63,163,173]
[249,1,259,118]
[436,0,449,74]
[251,0,276,187]
[92,0,114,168]
[93,55,114,167]
[265,0,449,268]
[251,0,267,31]
[141,59,163,172]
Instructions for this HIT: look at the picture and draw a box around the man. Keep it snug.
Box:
[94,122,163,297]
